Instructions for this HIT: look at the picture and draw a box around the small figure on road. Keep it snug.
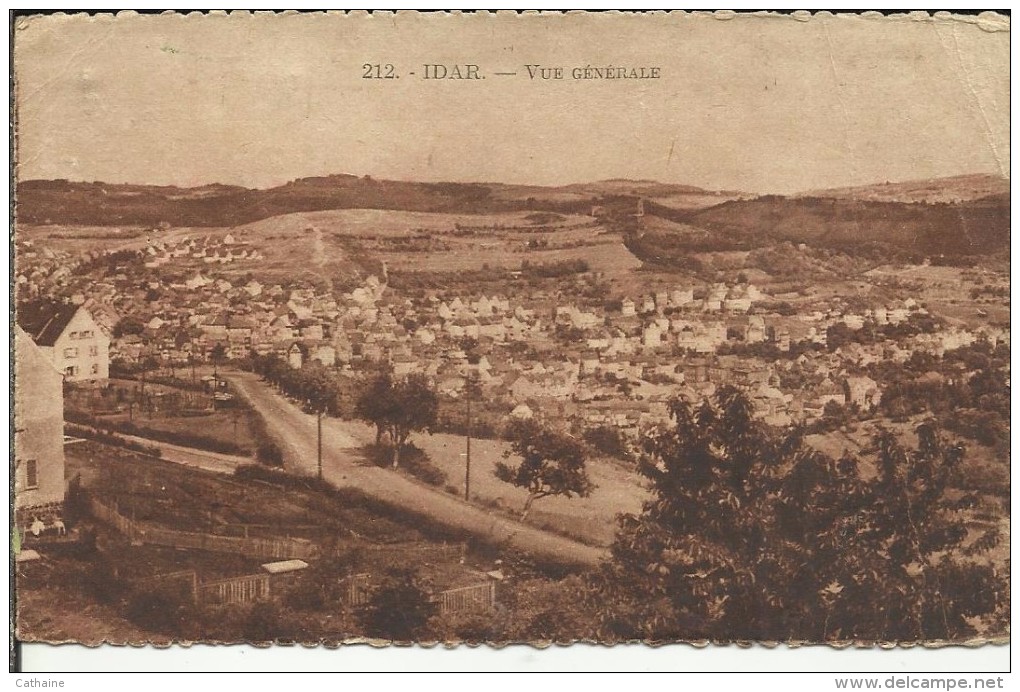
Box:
[52,518,66,536]
[30,516,45,537]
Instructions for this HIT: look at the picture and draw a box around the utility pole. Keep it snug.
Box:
[464,382,472,501]
[317,409,323,481]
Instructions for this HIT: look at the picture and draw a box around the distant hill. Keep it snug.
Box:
[17,173,1009,262]
[563,179,717,197]
[15,176,724,229]
[16,176,521,227]
[799,174,1009,204]
[639,190,1010,261]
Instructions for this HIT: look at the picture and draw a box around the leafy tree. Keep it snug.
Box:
[113,316,145,338]
[495,419,595,520]
[254,355,344,416]
[354,372,438,467]
[595,386,1005,642]
[300,362,341,415]
[387,373,439,468]
[209,342,228,363]
[355,371,399,445]
[583,425,630,460]
[357,568,437,641]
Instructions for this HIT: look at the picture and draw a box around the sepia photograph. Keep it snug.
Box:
[11,9,1010,654]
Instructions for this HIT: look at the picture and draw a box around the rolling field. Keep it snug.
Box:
[377,235,641,274]
[159,208,634,279]
[231,208,593,239]
[18,207,594,268]
[16,224,151,254]
[195,209,601,279]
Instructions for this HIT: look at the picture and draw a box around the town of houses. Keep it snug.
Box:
[15,231,1010,442]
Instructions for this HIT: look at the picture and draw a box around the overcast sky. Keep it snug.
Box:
[13,11,1010,194]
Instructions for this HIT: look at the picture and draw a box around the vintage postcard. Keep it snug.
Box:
[11,10,1010,650]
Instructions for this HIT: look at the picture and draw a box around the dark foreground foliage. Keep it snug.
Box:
[592,386,1007,642]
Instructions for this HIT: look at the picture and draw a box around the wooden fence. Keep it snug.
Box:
[435,581,497,615]
[88,496,318,559]
[127,569,271,606]
[341,573,372,606]
[88,497,138,538]
[199,573,271,605]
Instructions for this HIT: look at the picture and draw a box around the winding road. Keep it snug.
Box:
[227,372,607,567]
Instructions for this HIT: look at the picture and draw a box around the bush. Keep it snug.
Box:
[63,478,88,527]
[256,441,284,467]
[357,568,437,641]
[249,409,285,467]
[363,442,448,487]
[583,425,630,460]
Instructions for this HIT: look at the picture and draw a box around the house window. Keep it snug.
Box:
[65,366,77,377]
[89,345,98,357]
[63,347,78,358]
[25,460,38,489]
[68,331,79,339]
[90,363,99,375]
[81,330,94,339]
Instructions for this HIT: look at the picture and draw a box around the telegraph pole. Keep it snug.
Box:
[467,377,477,502]
[317,409,323,481]
[464,382,472,501]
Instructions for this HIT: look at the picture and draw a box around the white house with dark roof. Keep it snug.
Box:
[17,303,110,382]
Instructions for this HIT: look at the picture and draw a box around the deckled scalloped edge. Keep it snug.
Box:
[14,633,1012,649]
[10,5,1011,654]
[9,9,1011,33]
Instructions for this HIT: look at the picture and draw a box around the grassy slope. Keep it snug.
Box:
[647,193,1010,258]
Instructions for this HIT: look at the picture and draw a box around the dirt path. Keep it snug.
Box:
[227,373,607,567]
[73,428,252,475]
[311,226,326,268]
